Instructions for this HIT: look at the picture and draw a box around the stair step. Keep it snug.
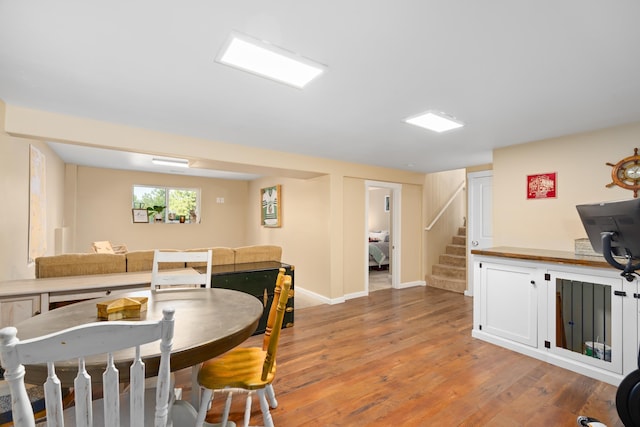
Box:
[439,254,466,267]
[445,244,466,256]
[458,227,466,237]
[426,275,466,294]
[452,235,466,246]
[432,264,466,280]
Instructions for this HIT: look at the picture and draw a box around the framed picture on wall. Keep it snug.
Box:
[261,185,281,227]
[384,195,390,212]
[527,172,557,199]
[132,208,149,223]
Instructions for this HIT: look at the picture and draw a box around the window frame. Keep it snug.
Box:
[132,184,202,224]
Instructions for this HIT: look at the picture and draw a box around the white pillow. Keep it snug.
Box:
[369,231,386,241]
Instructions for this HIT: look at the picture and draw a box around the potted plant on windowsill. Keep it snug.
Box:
[146,205,165,223]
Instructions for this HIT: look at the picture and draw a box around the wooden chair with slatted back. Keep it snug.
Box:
[0,307,175,427]
[195,271,292,427]
[151,249,212,291]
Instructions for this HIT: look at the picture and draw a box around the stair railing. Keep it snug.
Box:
[424,181,465,231]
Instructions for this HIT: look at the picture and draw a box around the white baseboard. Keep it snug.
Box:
[395,280,426,289]
[345,291,367,300]
[295,286,345,305]
[299,280,427,305]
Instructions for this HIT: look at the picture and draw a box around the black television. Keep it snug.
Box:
[576,198,640,281]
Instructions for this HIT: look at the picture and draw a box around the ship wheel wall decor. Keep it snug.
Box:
[606,148,640,198]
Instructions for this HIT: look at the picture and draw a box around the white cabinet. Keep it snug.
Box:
[479,262,537,347]
[473,256,636,386]
[0,295,41,328]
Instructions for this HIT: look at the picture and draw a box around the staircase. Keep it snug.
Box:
[426,226,467,294]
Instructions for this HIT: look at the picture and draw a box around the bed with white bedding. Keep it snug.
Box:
[368,231,390,269]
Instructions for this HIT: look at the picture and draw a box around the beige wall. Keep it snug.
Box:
[0,100,66,280]
[343,177,366,296]
[494,122,640,251]
[0,102,440,300]
[400,183,424,283]
[70,166,249,252]
[246,175,331,298]
[368,188,390,232]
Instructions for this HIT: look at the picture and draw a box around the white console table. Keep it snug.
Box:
[0,270,188,328]
[472,247,639,386]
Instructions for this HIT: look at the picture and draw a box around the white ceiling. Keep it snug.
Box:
[2,1,640,177]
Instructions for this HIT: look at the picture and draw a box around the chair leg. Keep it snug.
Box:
[257,388,274,427]
[265,383,277,409]
[191,363,202,408]
[221,391,233,427]
[195,388,213,427]
[243,391,253,427]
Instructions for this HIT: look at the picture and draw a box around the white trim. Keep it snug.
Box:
[345,291,368,301]
[396,280,426,289]
[295,286,345,305]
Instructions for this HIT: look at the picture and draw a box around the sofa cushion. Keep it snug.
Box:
[234,245,282,264]
[126,250,182,272]
[185,247,234,267]
[35,254,126,278]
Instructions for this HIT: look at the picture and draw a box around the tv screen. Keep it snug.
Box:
[576,198,640,260]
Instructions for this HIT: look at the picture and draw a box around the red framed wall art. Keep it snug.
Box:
[527,172,557,199]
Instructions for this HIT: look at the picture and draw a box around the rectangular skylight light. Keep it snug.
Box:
[404,110,464,133]
[152,158,189,168]
[216,32,325,89]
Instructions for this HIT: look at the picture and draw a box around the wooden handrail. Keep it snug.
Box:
[425,181,465,231]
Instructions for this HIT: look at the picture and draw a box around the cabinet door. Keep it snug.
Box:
[0,296,41,328]
[548,269,623,374]
[480,262,537,347]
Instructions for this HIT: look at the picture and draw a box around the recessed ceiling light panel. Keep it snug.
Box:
[216,32,326,88]
[404,110,464,133]
[152,158,189,168]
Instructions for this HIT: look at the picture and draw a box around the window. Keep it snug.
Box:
[132,185,201,223]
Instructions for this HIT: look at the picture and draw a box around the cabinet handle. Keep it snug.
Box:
[106,290,111,295]
[530,280,535,285]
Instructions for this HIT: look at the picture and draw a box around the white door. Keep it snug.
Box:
[467,171,493,296]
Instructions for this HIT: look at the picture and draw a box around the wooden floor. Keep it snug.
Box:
[179,286,623,426]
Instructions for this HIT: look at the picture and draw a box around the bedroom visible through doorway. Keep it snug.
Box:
[365,181,401,293]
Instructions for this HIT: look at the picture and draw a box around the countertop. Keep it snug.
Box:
[470,246,616,269]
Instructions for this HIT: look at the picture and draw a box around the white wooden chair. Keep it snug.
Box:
[0,307,175,427]
[150,250,212,291]
[151,249,212,409]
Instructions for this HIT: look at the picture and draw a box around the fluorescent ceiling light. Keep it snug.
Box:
[152,158,189,168]
[217,32,325,88]
[404,111,464,133]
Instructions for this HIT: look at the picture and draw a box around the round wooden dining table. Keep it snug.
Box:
[14,288,263,387]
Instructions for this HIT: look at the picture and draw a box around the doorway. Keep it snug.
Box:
[365,181,402,293]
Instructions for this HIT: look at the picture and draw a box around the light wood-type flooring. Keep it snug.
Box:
[177,286,623,426]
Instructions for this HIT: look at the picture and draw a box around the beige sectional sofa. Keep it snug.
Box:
[35,245,282,278]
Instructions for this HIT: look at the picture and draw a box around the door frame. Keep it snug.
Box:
[365,180,402,293]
